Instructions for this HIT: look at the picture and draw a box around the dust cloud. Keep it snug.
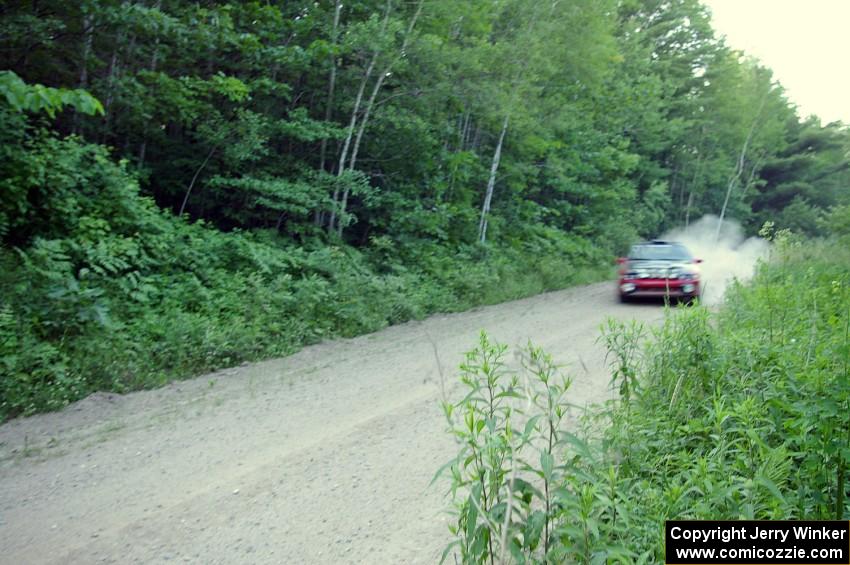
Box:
[661,215,768,305]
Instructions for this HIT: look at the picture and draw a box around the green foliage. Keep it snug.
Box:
[774,196,823,236]
[0,301,84,416]
[821,204,850,239]
[0,71,103,117]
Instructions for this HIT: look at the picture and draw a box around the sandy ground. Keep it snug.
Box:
[0,282,665,564]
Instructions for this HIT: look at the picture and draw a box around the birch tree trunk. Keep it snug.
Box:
[327,52,376,232]
[472,2,542,245]
[478,114,509,243]
[319,0,342,174]
[316,0,342,228]
[740,155,764,199]
[179,146,217,217]
[347,0,422,173]
[138,0,163,170]
[471,124,482,152]
[461,111,471,151]
[100,47,120,143]
[716,137,752,238]
[682,152,704,226]
[336,0,424,237]
[685,191,695,227]
[671,166,681,215]
[73,12,94,134]
[335,65,388,236]
[101,0,135,144]
[327,0,391,233]
[715,91,768,242]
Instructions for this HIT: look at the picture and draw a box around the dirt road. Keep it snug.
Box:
[0,282,664,564]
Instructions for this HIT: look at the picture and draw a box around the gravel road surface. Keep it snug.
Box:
[0,281,665,564]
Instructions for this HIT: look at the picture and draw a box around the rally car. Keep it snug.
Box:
[617,240,702,302]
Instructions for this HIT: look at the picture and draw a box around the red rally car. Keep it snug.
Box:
[617,240,702,302]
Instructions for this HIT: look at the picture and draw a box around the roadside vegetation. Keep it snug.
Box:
[1,0,849,419]
[0,113,605,418]
[440,229,850,563]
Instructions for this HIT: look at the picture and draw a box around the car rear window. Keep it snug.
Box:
[628,244,692,261]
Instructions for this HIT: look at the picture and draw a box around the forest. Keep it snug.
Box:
[1,0,849,418]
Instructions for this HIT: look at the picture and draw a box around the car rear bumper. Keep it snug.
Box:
[619,278,700,297]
